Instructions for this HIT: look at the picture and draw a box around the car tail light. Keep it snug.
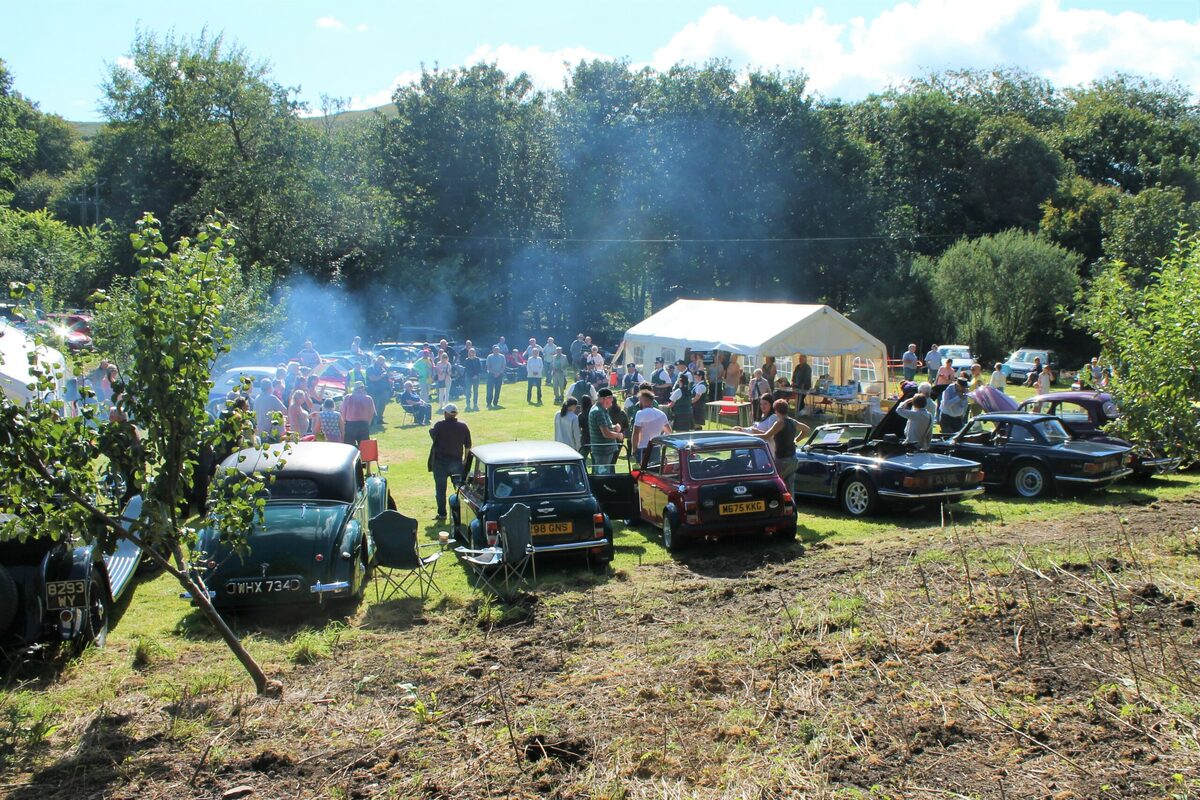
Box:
[972,470,985,482]
[683,499,699,525]
[485,520,499,546]
[1083,461,1102,474]
[59,610,73,623]
[782,492,794,514]
[903,475,929,489]
[592,513,605,539]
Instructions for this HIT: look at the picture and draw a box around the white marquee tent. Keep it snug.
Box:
[621,300,888,387]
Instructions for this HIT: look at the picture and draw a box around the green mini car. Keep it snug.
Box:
[191,442,389,610]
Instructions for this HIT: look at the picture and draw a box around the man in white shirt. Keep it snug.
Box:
[630,390,670,463]
[525,347,544,404]
[896,394,933,450]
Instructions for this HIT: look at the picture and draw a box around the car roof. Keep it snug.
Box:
[221,442,361,503]
[654,430,765,449]
[471,440,584,465]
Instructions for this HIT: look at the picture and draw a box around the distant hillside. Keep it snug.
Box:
[67,103,398,139]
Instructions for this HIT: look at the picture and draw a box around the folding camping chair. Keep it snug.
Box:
[453,503,535,598]
[369,510,442,601]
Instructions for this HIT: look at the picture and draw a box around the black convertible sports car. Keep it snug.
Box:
[928,412,1133,498]
[792,409,985,517]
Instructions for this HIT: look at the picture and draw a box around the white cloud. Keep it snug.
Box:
[648,1,1200,99]
[355,23,370,32]
[345,44,609,111]
[463,43,611,92]
[114,55,136,72]
[316,16,344,30]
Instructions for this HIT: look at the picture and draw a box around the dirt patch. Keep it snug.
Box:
[6,494,1200,798]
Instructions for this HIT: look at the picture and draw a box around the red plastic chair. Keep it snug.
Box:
[358,438,379,464]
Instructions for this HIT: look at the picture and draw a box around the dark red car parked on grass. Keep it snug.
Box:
[632,431,797,551]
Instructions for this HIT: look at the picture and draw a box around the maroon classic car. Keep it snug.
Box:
[632,431,797,551]
[1016,391,1181,477]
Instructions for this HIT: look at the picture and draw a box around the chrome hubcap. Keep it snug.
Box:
[845,482,869,514]
[1016,467,1043,496]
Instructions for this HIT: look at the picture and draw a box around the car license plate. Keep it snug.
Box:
[224,576,303,595]
[719,500,765,515]
[531,521,572,536]
[931,473,961,487]
[46,579,86,609]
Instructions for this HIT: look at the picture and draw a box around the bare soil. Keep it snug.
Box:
[5,496,1200,799]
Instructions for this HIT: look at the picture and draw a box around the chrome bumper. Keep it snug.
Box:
[878,487,985,501]
[1139,457,1182,472]
[310,580,351,594]
[1055,468,1134,484]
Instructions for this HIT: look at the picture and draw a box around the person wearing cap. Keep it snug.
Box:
[621,362,645,397]
[588,388,623,472]
[429,404,472,520]
[938,376,970,434]
[340,381,377,448]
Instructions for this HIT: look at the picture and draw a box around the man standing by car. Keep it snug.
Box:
[902,344,919,382]
[298,340,322,369]
[924,344,940,381]
[429,404,471,521]
[588,388,624,471]
[791,355,812,414]
[254,377,286,443]
[630,389,670,464]
[366,355,391,426]
[938,377,969,434]
[896,394,933,450]
[340,381,377,448]
[485,345,507,409]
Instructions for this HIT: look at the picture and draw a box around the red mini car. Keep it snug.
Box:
[632,431,796,551]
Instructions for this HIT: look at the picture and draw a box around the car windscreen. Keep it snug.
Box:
[941,347,971,359]
[686,447,776,480]
[807,425,870,448]
[1033,419,1071,444]
[491,462,588,498]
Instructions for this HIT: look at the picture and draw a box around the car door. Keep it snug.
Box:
[793,431,842,498]
[951,419,1007,482]
[637,444,675,526]
[588,448,638,521]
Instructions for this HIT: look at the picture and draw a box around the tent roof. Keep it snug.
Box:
[623,300,886,358]
[0,322,68,404]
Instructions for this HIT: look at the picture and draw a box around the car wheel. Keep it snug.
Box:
[0,566,18,634]
[75,575,110,654]
[840,475,878,517]
[662,513,681,552]
[776,522,797,542]
[1010,463,1050,498]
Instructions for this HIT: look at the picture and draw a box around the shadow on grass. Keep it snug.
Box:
[360,595,432,631]
[4,711,166,799]
[172,600,368,643]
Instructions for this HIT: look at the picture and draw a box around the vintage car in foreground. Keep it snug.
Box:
[450,441,622,563]
[792,412,986,517]
[1016,391,1181,477]
[191,442,388,610]
[0,498,143,652]
[632,431,796,550]
[928,412,1133,498]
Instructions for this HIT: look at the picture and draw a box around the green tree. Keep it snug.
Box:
[1100,186,1200,283]
[0,213,281,695]
[0,206,110,308]
[1078,230,1200,461]
[1039,175,1121,266]
[0,59,36,203]
[931,230,1081,351]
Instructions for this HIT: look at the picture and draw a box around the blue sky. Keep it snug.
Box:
[3,0,1198,120]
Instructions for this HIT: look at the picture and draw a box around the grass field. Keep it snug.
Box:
[3,378,1198,798]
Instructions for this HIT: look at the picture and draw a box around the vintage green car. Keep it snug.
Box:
[190,442,389,610]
